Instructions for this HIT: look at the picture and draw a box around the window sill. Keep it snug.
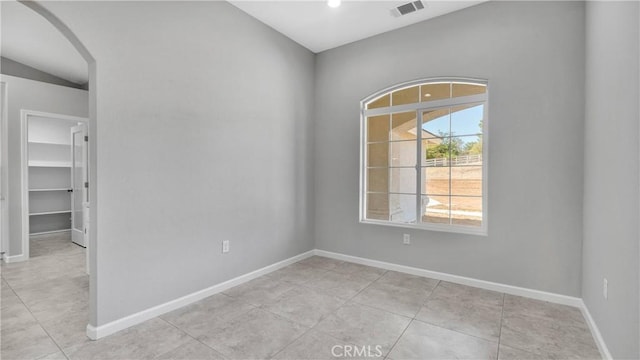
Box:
[360,219,488,236]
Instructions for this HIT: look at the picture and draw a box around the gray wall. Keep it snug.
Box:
[42,1,316,325]
[1,57,87,90]
[583,2,639,358]
[1,74,88,256]
[314,1,586,296]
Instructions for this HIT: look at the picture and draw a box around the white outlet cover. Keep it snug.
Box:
[222,240,230,253]
[403,234,411,245]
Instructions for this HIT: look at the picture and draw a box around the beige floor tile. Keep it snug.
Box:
[161,293,254,338]
[415,283,503,341]
[261,286,345,327]
[1,278,13,296]
[156,339,226,360]
[65,318,191,360]
[11,276,88,309]
[314,302,411,356]
[1,321,60,360]
[296,256,344,271]
[30,234,83,259]
[267,263,329,285]
[351,281,429,318]
[2,255,81,289]
[503,295,587,329]
[431,282,504,307]
[0,292,24,311]
[223,276,297,306]
[330,262,387,281]
[375,271,439,292]
[273,329,369,360]
[303,271,373,299]
[40,311,91,351]
[196,308,308,360]
[388,320,498,360]
[29,293,89,325]
[1,298,38,330]
[37,350,69,360]
[500,312,600,359]
[498,344,548,360]
[2,234,601,360]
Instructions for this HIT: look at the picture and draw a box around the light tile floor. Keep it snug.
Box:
[1,235,601,360]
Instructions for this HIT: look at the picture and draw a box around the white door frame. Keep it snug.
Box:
[0,82,8,262]
[70,123,87,248]
[20,110,89,261]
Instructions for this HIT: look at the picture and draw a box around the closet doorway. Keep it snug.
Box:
[20,110,89,271]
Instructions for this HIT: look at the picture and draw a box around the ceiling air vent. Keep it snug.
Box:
[391,1,425,17]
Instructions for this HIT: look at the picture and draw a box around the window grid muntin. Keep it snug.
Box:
[361,79,487,233]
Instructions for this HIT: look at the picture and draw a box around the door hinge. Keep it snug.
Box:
[84,182,89,188]
[84,135,88,142]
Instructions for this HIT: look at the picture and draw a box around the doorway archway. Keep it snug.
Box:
[14,0,99,338]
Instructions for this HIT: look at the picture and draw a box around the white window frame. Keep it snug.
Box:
[359,77,489,236]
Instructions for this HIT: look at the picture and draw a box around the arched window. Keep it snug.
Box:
[360,79,488,235]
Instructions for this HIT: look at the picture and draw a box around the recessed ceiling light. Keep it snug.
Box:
[424,93,432,97]
[328,0,341,8]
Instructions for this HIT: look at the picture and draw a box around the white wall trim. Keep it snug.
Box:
[86,250,315,340]
[19,110,89,263]
[580,300,612,360]
[314,250,615,359]
[85,247,610,360]
[314,249,583,307]
[3,254,27,263]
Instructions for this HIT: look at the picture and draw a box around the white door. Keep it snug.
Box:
[70,124,88,248]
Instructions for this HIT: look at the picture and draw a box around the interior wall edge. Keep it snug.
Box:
[581,300,613,360]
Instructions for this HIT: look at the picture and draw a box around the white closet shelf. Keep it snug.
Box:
[29,188,72,192]
[28,161,72,168]
[29,210,72,216]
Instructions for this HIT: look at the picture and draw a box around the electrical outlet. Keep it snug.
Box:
[222,240,230,254]
[603,278,608,300]
[403,234,411,245]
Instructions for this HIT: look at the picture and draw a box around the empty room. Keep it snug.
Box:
[0,0,638,359]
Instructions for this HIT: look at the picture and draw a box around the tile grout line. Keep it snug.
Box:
[156,316,230,360]
[269,260,390,359]
[496,293,506,360]
[3,269,70,360]
[269,262,382,359]
[410,282,510,346]
[384,279,440,360]
[384,318,413,360]
[297,262,436,359]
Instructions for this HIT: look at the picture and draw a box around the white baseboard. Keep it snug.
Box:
[85,247,609,360]
[580,300,612,360]
[314,249,612,359]
[86,250,315,340]
[3,253,27,263]
[314,249,583,307]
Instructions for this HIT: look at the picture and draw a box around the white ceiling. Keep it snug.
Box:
[1,0,88,84]
[0,1,483,85]
[229,0,486,53]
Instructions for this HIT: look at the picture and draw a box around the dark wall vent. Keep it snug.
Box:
[392,1,425,17]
